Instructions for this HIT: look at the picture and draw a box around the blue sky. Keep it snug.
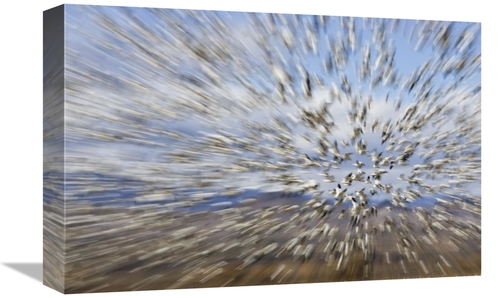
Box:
[61,5,481,203]
[64,6,480,106]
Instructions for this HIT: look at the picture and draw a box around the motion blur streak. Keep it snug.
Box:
[43,5,480,293]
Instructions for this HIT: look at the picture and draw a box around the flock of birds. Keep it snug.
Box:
[49,6,482,292]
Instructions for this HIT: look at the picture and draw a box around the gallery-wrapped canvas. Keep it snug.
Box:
[43,4,481,294]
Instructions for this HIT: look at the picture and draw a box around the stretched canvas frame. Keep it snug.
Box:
[43,4,481,294]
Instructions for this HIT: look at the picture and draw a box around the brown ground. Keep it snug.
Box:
[54,195,481,294]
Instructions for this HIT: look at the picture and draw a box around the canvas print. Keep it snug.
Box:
[43,4,481,294]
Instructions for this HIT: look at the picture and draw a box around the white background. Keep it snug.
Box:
[0,0,496,297]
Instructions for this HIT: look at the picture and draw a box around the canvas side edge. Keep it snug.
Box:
[43,4,66,294]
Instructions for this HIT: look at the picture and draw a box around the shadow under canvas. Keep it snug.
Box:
[3,263,43,283]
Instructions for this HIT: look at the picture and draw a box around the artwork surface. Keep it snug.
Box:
[43,4,481,294]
